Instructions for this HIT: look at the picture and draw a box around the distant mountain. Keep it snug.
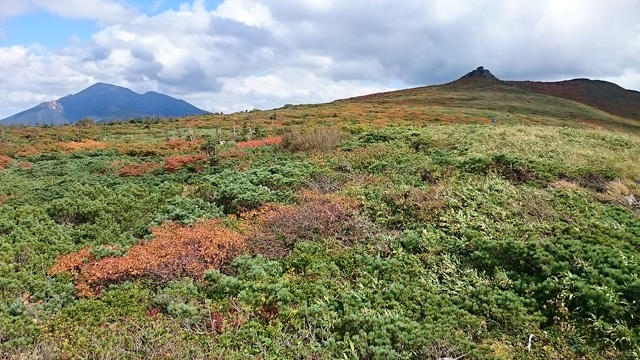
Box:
[509,79,640,121]
[1,83,208,125]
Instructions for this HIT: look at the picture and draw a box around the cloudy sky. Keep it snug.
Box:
[1,0,639,118]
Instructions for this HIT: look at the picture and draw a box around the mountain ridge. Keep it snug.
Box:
[1,83,208,126]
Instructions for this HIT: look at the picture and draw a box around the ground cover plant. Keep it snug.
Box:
[1,86,640,359]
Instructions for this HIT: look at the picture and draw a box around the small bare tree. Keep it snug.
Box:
[0,127,7,143]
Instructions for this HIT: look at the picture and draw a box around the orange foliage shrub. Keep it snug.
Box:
[0,155,13,169]
[236,136,282,149]
[19,162,32,169]
[164,154,207,172]
[59,139,107,152]
[17,144,55,156]
[48,220,246,297]
[166,138,203,151]
[48,247,96,276]
[116,162,161,177]
[18,139,108,156]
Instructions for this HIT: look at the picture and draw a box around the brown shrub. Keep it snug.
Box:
[383,186,447,224]
[48,220,246,297]
[218,148,247,160]
[550,179,581,191]
[0,154,13,169]
[282,127,341,152]
[244,191,376,259]
[116,162,161,177]
[575,173,609,192]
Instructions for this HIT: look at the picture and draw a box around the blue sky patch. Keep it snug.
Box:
[0,12,97,48]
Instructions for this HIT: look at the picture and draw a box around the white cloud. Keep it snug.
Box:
[214,0,274,27]
[1,0,639,119]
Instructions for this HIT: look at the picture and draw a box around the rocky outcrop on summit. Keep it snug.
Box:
[453,66,504,84]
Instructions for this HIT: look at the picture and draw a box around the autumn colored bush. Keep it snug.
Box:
[0,154,13,169]
[48,220,246,297]
[218,148,247,160]
[116,162,161,177]
[16,139,107,156]
[164,154,207,172]
[282,127,341,152]
[19,162,33,169]
[243,191,376,258]
[59,139,108,152]
[236,136,282,149]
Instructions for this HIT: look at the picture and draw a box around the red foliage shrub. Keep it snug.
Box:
[258,301,279,322]
[116,162,161,177]
[48,220,246,297]
[164,154,207,172]
[209,312,224,333]
[236,136,282,149]
[19,162,33,169]
[0,155,14,169]
[146,307,161,317]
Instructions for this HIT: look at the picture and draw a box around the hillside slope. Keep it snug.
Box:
[510,79,640,121]
[328,67,640,133]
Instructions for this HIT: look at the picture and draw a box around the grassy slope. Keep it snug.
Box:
[510,79,640,122]
[1,83,640,359]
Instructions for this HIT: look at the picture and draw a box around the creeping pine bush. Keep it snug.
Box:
[202,161,316,213]
[48,220,246,297]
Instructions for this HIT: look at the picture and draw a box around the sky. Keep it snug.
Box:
[1,0,639,119]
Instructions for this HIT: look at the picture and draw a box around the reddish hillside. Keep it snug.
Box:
[330,67,640,133]
[510,79,640,121]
